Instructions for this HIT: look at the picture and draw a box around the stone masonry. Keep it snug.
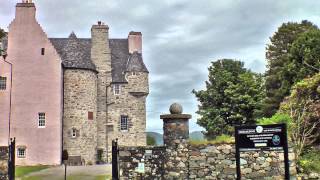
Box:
[118,103,297,180]
[0,147,8,180]
[91,23,112,162]
[63,69,97,165]
[107,71,149,161]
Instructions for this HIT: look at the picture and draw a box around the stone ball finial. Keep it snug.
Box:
[169,103,183,114]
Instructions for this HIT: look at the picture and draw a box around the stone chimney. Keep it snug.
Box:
[91,21,111,161]
[128,31,142,54]
[15,0,36,21]
[160,103,191,179]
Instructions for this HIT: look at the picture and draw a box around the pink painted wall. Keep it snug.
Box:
[3,2,63,165]
[0,58,11,146]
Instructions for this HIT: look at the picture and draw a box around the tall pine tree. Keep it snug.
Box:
[262,20,317,117]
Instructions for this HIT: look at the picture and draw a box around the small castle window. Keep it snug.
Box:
[38,112,46,128]
[41,48,45,55]
[17,147,26,158]
[88,112,93,120]
[132,72,137,76]
[120,115,128,131]
[113,84,120,95]
[71,128,77,138]
[0,76,6,90]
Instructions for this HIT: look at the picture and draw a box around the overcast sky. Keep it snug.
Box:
[1,0,320,133]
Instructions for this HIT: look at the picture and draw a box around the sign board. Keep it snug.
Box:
[236,124,286,151]
[235,124,289,180]
[135,162,145,173]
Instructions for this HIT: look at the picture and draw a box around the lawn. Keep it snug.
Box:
[15,165,51,177]
[20,174,111,180]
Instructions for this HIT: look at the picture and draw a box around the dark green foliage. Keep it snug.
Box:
[0,28,5,40]
[263,20,318,117]
[288,29,320,82]
[193,59,265,138]
[147,134,156,145]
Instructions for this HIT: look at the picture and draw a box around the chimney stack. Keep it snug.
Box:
[128,31,142,54]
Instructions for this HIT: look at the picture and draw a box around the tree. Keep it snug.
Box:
[280,73,320,159]
[0,27,6,56]
[288,29,320,82]
[0,28,5,40]
[193,59,265,138]
[263,20,318,117]
[147,135,156,146]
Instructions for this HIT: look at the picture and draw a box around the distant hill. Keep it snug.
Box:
[189,131,205,141]
[147,132,163,145]
[147,131,205,145]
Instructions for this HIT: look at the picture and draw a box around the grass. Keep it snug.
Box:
[189,134,235,146]
[15,165,51,177]
[94,175,111,180]
[299,148,320,173]
[20,174,111,180]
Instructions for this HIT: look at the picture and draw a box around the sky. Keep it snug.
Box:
[1,0,320,133]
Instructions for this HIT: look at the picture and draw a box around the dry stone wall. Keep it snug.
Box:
[0,147,8,180]
[118,103,298,180]
[189,144,296,180]
[118,143,297,180]
[119,146,166,179]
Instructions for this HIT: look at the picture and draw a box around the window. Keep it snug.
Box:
[0,77,6,90]
[17,147,26,158]
[120,115,128,131]
[38,112,46,128]
[113,84,120,95]
[41,48,45,55]
[88,112,93,120]
[72,128,77,138]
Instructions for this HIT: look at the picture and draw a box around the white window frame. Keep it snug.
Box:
[0,76,6,90]
[38,112,46,128]
[113,84,121,95]
[17,147,26,158]
[120,115,129,131]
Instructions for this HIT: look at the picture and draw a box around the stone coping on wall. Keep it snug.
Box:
[160,114,192,120]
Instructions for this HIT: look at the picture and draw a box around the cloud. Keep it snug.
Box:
[2,0,320,133]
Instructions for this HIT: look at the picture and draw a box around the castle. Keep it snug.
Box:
[0,0,148,165]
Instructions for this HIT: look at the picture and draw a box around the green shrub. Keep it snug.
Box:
[299,149,320,173]
[189,134,234,146]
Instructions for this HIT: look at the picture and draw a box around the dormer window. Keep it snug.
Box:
[113,84,120,95]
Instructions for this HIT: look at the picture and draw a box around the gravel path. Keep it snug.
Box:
[19,164,112,180]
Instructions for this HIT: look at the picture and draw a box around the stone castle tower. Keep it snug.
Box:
[0,1,148,165]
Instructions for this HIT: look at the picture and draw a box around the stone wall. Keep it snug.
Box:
[106,72,148,161]
[119,146,166,179]
[91,23,112,162]
[118,103,298,180]
[0,147,8,180]
[63,69,97,165]
[188,144,296,180]
[118,143,297,180]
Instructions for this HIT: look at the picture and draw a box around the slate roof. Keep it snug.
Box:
[126,52,148,73]
[50,33,96,72]
[2,32,147,83]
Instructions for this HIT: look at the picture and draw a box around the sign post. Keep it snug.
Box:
[234,124,290,180]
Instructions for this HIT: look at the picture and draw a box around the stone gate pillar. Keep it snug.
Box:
[160,103,191,179]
